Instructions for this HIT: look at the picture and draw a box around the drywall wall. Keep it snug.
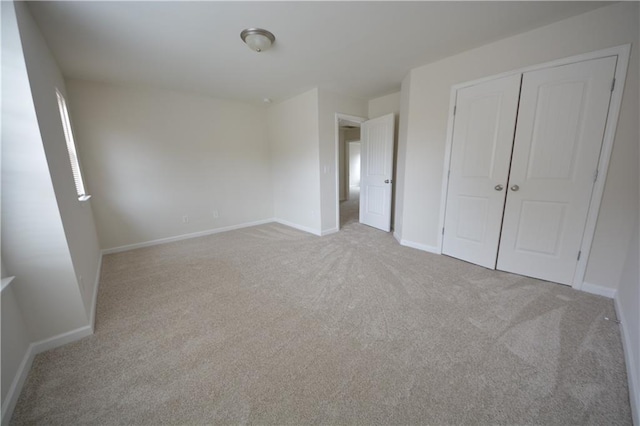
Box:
[338,129,346,201]
[394,77,411,240]
[267,88,321,234]
[1,1,88,344]
[317,90,367,234]
[1,10,85,419]
[397,1,639,287]
[66,80,273,250]
[1,281,31,412]
[368,92,401,119]
[348,142,361,188]
[16,2,101,316]
[617,218,640,424]
[339,128,361,202]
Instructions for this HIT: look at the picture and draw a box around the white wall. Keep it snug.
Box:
[1,283,31,410]
[318,90,367,234]
[348,142,361,188]
[338,129,346,201]
[1,1,89,417]
[394,78,411,239]
[368,92,401,119]
[1,0,88,342]
[268,89,321,234]
[66,80,274,250]
[616,219,640,424]
[396,2,640,281]
[16,2,102,317]
[339,128,361,201]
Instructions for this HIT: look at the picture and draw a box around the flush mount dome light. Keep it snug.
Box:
[240,28,275,52]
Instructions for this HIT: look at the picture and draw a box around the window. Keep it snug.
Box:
[56,89,90,201]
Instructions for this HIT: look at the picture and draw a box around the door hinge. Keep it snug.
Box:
[447,170,451,179]
[453,105,457,115]
[442,227,445,235]
[594,169,599,182]
[577,250,582,261]
[611,78,616,92]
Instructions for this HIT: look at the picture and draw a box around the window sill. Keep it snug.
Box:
[1,276,16,292]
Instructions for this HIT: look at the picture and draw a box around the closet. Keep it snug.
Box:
[442,55,618,286]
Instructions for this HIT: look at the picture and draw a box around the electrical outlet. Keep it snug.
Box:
[182,215,189,223]
[212,210,219,219]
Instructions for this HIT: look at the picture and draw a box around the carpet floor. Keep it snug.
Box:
[11,190,631,424]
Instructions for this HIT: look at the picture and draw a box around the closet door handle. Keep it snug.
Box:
[511,185,520,192]
[494,184,504,191]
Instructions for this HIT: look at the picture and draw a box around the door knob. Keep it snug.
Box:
[494,184,504,191]
[511,185,520,191]
[384,179,390,184]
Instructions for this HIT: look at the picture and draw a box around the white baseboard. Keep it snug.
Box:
[615,295,639,426]
[581,281,617,299]
[89,253,103,331]
[1,323,93,425]
[273,219,321,236]
[30,324,93,355]
[393,231,402,244]
[398,237,441,254]
[321,227,339,236]
[101,218,276,254]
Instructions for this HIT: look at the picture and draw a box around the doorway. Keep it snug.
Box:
[337,116,362,228]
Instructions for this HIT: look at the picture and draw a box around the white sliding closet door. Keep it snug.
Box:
[442,74,521,268]
[497,56,617,285]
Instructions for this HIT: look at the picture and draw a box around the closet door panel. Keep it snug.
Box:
[497,56,617,285]
[442,74,521,268]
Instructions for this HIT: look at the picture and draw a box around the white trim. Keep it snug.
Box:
[437,89,458,252]
[1,276,16,292]
[1,324,93,425]
[581,281,617,299]
[334,113,366,232]
[437,45,632,290]
[614,295,639,426]
[89,253,103,331]
[399,238,440,254]
[101,219,275,254]
[30,325,93,354]
[321,227,339,236]
[393,231,402,244]
[573,44,631,290]
[273,218,321,236]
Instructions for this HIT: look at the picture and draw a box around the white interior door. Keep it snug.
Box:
[442,74,522,268]
[360,114,394,231]
[497,56,617,285]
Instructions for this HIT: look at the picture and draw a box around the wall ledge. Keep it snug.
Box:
[1,276,16,292]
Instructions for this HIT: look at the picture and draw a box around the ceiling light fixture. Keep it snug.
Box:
[240,28,275,53]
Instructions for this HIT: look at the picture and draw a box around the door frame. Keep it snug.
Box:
[437,44,631,290]
[335,113,366,230]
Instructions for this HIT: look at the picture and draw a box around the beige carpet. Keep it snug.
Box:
[11,190,631,424]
